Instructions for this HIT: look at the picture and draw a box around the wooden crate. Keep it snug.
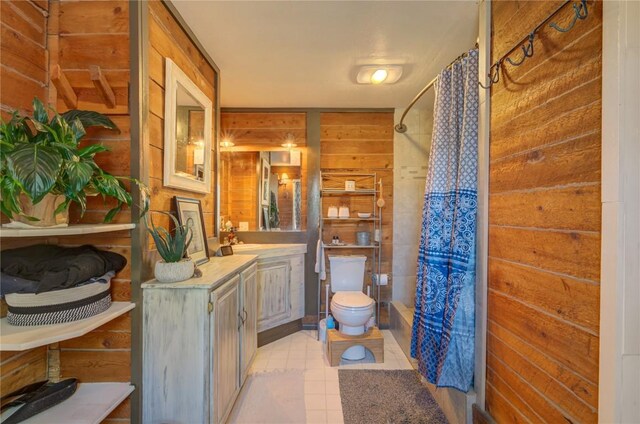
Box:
[326,327,384,366]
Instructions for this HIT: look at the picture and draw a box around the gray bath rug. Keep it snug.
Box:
[339,369,448,424]
[228,369,306,423]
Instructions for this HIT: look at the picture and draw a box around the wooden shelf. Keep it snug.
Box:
[0,223,135,238]
[0,302,135,351]
[322,217,378,222]
[323,244,380,249]
[2,383,135,424]
[321,189,377,196]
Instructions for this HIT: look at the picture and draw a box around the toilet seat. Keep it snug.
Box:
[331,291,374,310]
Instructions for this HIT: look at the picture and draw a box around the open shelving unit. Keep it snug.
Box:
[0,223,137,421]
[1,382,134,424]
[0,223,136,238]
[317,172,382,338]
[0,302,135,351]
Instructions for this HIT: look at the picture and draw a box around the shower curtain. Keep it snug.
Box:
[411,49,478,392]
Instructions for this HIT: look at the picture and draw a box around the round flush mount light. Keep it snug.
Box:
[357,65,403,84]
[220,138,235,148]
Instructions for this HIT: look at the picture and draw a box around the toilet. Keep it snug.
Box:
[328,255,375,360]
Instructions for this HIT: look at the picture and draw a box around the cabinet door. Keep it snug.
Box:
[212,275,240,424]
[240,264,258,383]
[257,260,291,331]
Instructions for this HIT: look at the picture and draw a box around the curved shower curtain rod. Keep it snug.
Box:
[395,0,590,134]
[394,49,474,134]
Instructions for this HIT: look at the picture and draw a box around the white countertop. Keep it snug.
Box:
[230,243,307,258]
[141,255,257,290]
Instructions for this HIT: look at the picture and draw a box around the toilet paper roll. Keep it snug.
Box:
[375,274,389,285]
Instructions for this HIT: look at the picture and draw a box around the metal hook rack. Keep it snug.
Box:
[479,0,589,89]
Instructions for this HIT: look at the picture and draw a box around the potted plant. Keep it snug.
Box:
[146,211,195,283]
[0,98,139,227]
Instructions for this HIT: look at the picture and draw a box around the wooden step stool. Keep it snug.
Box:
[326,327,384,366]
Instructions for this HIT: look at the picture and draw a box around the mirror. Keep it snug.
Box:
[220,150,304,231]
[164,58,213,193]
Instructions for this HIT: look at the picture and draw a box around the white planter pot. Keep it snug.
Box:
[154,259,195,283]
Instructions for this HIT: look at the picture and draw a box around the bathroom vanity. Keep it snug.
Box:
[232,243,306,332]
[141,255,258,424]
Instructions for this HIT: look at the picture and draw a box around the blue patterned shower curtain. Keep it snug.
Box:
[411,49,478,392]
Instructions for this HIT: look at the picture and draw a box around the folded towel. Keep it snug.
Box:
[314,239,326,281]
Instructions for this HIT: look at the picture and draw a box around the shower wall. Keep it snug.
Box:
[391,108,432,307]
[486,1,602,423]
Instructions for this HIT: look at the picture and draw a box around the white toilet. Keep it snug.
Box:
[328,255,375,360]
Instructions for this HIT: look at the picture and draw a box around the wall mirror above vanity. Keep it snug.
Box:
[218,112,307,233]
[164,58,213,194]
[220,149,304,232]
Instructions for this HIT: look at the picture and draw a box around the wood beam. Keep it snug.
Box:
[50,64,77,109]
[89,65,116,109]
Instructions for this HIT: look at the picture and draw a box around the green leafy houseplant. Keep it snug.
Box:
[146,212,193,263]
[146,211,196,283]
[0,97,140,225]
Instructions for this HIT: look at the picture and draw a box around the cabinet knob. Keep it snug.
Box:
[208,302,213,313]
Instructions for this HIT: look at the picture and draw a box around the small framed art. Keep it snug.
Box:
[174,196,210,265]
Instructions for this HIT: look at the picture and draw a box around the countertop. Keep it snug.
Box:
[230,243,307,259]
[141,254,258,290]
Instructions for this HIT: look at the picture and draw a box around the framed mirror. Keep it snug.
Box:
[163,58,213,193]
[220,150,304,232]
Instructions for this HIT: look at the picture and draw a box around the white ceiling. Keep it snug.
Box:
[172,1,478,109]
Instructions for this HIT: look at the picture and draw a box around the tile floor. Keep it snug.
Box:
[230,329,415,424]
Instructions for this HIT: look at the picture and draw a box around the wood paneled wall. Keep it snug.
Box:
[220,151,259,230]
[486,1,602,423]
[1,1,134,421]
[0,0,50,396]
[220,112,308,231]
[146,0,217,267]
[0,0,48,118]
[320,112,394,326]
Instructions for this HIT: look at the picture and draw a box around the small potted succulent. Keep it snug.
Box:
[0,98,140,227]
[146,211,195,283]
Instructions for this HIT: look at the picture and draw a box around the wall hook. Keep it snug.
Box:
[549,0,588,33]
[479,60,501,89]
[506,33,535,66]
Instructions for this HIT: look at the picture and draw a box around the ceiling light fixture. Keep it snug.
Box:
[282,133,297,149]
[356,65,403,85]
[220,138,235,148]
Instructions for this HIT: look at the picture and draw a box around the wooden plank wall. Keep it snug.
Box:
[1,1,134,421]
[0,0,48,118]
[146,0,217,268]
[54,1,133,421]
[0,0,51,401]
[486,1,602,423]
[220,112,308,231]
[319,112,394,326]
[219,151,259,230]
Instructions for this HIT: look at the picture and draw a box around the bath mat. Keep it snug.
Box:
[339,369,448,424]
[227,369,306,424]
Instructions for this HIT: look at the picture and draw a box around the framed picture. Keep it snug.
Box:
[260,158,271,206]
[174,196,209,265]
[262,206,270,231]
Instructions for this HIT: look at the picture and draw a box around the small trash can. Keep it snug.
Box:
[319,318,327,343]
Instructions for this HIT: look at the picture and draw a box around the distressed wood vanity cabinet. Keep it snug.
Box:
[142,255,258,424]
[232,244,306,332]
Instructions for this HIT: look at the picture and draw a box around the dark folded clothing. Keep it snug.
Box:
[1,245,126,293]
[0,271,113,297]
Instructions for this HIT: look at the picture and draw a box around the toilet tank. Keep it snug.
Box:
[328,255,366,293]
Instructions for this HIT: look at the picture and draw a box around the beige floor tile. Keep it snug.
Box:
[304,394,326,410]
[306,409,327,424]
[305,380,326,395]
[305,369,326,381]
[325,394,342,410]
[326,409,345,424]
